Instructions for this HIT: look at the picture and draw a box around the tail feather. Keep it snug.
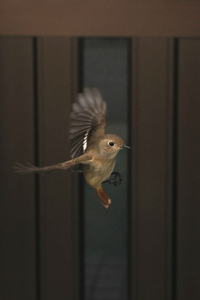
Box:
[95,186,111,208]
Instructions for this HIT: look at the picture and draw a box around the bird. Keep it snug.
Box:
[14,88,130,208]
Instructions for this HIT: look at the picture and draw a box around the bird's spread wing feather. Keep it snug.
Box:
[70,88,107,158]
[14,154,93,174]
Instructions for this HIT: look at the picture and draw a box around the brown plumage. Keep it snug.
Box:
[14,88,130,208]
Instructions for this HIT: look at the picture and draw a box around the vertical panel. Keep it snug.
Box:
[177,39,200,300]
[0,38,36,300]
[130,38,174,300]
[37,37,80,300]
[82,38,129,300]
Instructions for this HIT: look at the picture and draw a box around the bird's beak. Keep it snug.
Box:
[121,145,130,149]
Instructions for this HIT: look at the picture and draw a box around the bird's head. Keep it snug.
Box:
[99,134,130,158]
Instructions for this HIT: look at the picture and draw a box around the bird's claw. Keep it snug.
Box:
[112,172,122,184]
[102,172,122,186]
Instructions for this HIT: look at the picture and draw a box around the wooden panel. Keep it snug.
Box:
[36,37,80,300]
[176,39,200,300]
[0,38,36,300]
[0,1,200,37]
[130,38,174,300]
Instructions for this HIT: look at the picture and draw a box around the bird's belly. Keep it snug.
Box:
[83,159,116,188]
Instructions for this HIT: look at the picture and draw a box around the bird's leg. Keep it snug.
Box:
[102,172,122,186]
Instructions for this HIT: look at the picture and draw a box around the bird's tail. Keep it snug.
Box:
[95,186,111,208]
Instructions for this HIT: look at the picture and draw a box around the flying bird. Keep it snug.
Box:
[14,88,130,208]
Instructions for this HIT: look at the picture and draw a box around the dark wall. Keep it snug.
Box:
[0,37,200,300]
[0,37,80,300]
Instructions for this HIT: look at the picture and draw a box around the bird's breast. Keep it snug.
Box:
[82,157,116,188]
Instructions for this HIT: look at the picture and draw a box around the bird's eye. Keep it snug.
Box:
[109,142,114,146]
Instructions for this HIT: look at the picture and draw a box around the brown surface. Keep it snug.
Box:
[130,38,174,300]
[0,37,80,300]
[1,33,200,300]
[0,0,200,37]
[36,37,80,300]
[176,39,200,300]
[0,37,36,300]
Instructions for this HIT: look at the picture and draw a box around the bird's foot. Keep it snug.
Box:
[102,172,122,186]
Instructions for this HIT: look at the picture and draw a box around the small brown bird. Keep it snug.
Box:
[15,88,130,208]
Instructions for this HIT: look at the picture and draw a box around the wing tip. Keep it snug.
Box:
[70,87,106,158]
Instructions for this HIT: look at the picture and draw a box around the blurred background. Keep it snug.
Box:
[1,2,200,300]
[82,38,129,300]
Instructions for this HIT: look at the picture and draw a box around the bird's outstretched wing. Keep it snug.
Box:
[14,154,93,174]
[70,88,107,159]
